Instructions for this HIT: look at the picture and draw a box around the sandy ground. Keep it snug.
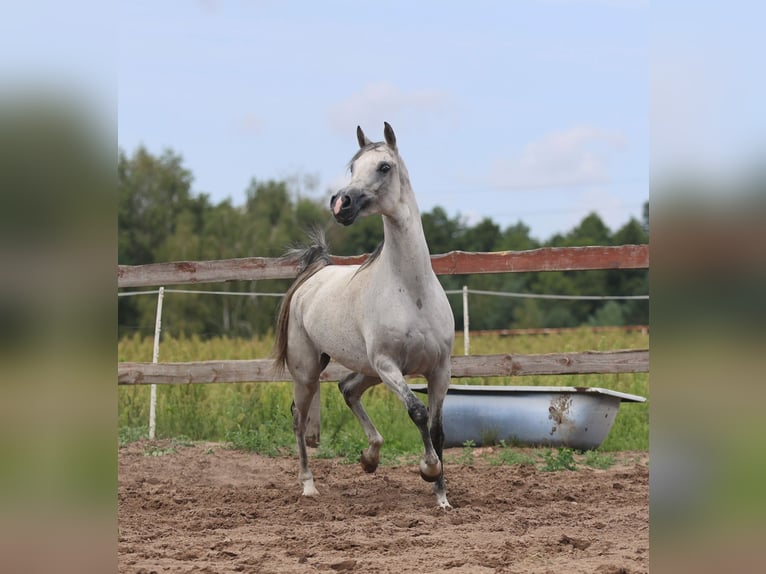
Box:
[118,441,648,573]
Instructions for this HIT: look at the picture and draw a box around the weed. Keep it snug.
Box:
[118,426,148,447]
[488,447,537,467]
[171,435,195,448]
[540,447,577,471]
[480,428,500,446]
[500,436,524,448]
[456,440,476,465]
[143,443,177,457]
[582,450,616,469]
[315,431,362,463]
[226,422,292,456]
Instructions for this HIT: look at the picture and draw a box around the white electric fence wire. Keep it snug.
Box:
[119,288,648,301]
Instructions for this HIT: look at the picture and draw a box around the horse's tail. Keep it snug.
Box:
[272,228,333,376]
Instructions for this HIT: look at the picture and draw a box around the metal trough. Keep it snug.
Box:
[411,384,646,450]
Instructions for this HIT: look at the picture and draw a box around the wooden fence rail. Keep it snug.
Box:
[117,244,649,288]
[118,350,649,386]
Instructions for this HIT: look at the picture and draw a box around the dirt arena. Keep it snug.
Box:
[118,441,648,573]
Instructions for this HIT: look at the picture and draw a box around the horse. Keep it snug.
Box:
[273,122,455,508]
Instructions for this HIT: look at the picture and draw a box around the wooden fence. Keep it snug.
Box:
[117,244,649,442]
[118,245,648,287]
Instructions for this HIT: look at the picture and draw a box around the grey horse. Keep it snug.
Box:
[274,123,454,508]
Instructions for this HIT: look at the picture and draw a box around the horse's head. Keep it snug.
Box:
[330,122,404,226]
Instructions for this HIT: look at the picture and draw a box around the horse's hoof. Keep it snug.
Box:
[435,492,452,509]
[302,484,319,497]
[360,450,379,473]
[419,470,439,482]
[419,460,442,482]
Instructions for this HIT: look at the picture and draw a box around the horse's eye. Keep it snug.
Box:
[378,162,391,173]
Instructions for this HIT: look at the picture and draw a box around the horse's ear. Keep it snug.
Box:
[383,122,397,150]
[356,126,371,148]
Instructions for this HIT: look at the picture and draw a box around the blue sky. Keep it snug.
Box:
[119,0,649,241]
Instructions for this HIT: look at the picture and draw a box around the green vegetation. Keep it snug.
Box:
[118,328,648,458]
[446,443,621,471]
[141,436,195,457]
[457,440,477,465]
[582,450,616,470]
[541,447,578,471]
[118,425,148,447]
[487,443,538,466]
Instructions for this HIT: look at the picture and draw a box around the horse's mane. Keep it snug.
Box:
[357,241,383,274]
[272,229,332,375]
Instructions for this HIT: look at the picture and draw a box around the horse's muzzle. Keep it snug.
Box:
[330,189,368,226]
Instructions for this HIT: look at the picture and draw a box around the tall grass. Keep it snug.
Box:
[118,328,648,453]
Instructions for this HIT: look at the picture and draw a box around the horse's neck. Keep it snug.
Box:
[379,181,433,279]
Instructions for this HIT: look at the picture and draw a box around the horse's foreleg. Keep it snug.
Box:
[292,379,319,497]
[373,357,442,484]
[426,365,451,509]
[338,373,383,473]
[406,395,442,483]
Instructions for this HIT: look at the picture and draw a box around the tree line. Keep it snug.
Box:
[118,146,648,339]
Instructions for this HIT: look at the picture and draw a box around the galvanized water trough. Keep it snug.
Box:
[411,384,646,450]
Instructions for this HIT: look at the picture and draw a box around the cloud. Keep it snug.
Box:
[489,125,626,190]
[195,0,221,14]
[237,113,263,134]
[328,82,452,136]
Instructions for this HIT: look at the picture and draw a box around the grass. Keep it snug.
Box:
[141,436,195,457]
[541,447,578,471]
[118,328,648,460]
[456,440,477,465]
[450,443,621,471]
[119,425,148,447]
[582,450,616,469]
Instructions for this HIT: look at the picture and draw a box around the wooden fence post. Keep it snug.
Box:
[463,285,470,355]
[149,286,165,440]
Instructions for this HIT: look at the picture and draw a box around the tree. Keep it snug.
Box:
[118,146,197,265]
[498,221,539,251]
[642,200,649,235]
[118,146,206,337]
[328,215,384,256]
[460,218,501,252]
[563,212,612,247]
[421,207,462,254]
[244,179,295,256]
[295,197,327,232]
[609,216,649,325]
[613,217,647,245]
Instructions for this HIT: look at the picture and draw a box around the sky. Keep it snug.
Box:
[118,0,649,241]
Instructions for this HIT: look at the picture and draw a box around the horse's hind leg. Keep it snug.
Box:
[338,373,383,473]
[291,374,320,497]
